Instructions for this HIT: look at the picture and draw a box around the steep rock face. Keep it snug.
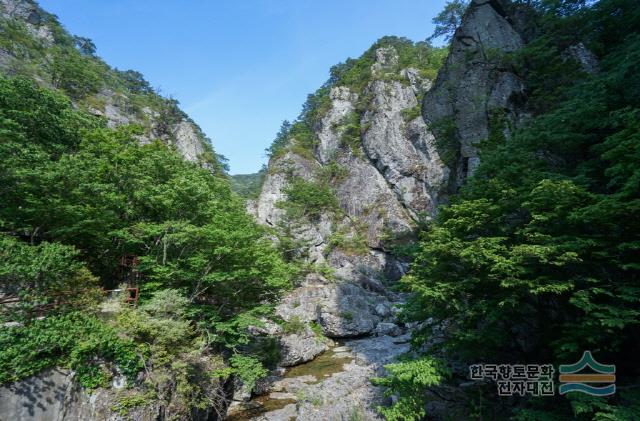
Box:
[253,45,446,354]
[0,0,211,164]
[316,86,358,163]
[362,77,447,217]
[423,0,527,185]
[255,152,322,227]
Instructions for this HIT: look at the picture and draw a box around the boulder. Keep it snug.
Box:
[279,329,328,367]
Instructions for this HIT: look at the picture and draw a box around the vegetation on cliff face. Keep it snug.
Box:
[378,0,640,419]
[265,37,447,161]
[264,37,447,260]
[0,75,292,414]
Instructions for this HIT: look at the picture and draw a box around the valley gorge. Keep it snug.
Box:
[1,0,639,420]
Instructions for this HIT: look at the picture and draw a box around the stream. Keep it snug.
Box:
[226,334,411,421]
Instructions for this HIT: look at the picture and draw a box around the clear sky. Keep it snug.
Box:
[39,0,447,174]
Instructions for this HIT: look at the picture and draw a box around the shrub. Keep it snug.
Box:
[281,315,306,335]
[0,312,143,388]
[401,105,421,122]
[278,177,339,220]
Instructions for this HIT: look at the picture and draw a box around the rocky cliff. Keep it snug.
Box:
[242,2,538,418]
[239,39,449,419]
[252,41,448,337]
[0,368,226,421]
[0,0,217,166]
[423,0,529,187]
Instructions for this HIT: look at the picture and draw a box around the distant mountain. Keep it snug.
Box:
[230,169,266,199]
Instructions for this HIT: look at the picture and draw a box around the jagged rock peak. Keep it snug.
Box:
[252,41,449,353]
[423,0,528,186]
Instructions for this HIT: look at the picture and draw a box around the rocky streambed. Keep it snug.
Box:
[227,334,412,421]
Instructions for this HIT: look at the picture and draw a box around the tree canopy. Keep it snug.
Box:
[378,0,640,419]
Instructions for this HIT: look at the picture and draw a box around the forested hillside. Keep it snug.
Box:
[0,0,225,169]
[230,170,267,199]
[376,0,640,420]
[0,1,292,418]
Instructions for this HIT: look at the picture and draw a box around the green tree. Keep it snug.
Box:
[428,0,469,42]
[380,1,640,418]
[0,76,292,391]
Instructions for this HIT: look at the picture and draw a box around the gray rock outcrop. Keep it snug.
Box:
[253,44,448,366]
[0,368,222,421]
[276,279,398,338]
[279,328,329,367]
[362,77,447,217]
[423,0,528,185]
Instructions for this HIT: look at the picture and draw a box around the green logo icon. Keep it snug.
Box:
[559,351,615,396]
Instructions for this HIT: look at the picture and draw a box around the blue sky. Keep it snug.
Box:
[39,0,447,174]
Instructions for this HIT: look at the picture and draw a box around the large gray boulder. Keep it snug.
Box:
[279,328,329,367]
[276,279,394,338]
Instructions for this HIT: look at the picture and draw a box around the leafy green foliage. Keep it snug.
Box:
[382,0,640,418]
[0,235,99,319]
[400,105,421,122]
[116,290,196,366]
[281,315,306,334]
[318,160,349,185]
[327,229,369,256]
[50,47,104,99]
[230,168,267,199]
[372,356,449,421]
[428,116,459,168]
[116,69,154,95]
[338,111,362,155]
[111,289,229,410]
[0,312,142,388]
[0,77,290,398]
[228,354,268,391]
[111,392,157,416]
[266,120,293,158]
[328,37,447,93]
[73,36,97,56]
[428,0,469,42]
[278,176,339,221]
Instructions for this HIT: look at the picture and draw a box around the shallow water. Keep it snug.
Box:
[225,394,296,421]
[283,346,353,384]
[226,344,354,420]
